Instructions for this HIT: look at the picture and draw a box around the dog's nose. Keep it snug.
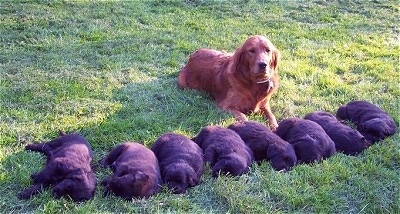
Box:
[258,62,267,68]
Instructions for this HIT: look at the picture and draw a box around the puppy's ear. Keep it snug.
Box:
[134,171,149,182]
[270,48,280,70]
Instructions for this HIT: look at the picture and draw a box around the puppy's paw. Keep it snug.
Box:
[18,190,32,200]
[98,158,108,168]
[52,187,63,199]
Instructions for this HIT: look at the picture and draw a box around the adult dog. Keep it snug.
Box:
[19,131,96,202]
[151,133,204,194]
[178,35,280,130]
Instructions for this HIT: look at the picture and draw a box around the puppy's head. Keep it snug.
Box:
[103,170,156,200]
[267,143,297,171]
[52,169,96,202]
[234,35,280,84]
[358,118,394,143]
[211,155,250,177]
[163,163,199,194]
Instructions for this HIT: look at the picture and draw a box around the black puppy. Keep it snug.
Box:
[336,100,397,143]
[305,111,370,155]
[151,133,204,194]
[19,131,96,202]
[228,121,297,171]
[275,118,336,164]
[192,125,253,177]
[100,142,161,200]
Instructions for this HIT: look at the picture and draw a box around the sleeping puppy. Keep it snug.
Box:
[192,125,253,177]
[304,111,370,155]
[19,131,96,202]
[100,142,161,200]
[151,133,204,194]
[178,35,280,130]
[228,121,297,171]
[336,100,397,143]
[275,118,336,164]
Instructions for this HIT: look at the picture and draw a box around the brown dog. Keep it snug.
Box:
[100,142,161,200]
[275,118,336,164]
[19,131,96,202]
[151,133,204,194]
[305,111,370,155]
[336,100,397,143]
[178,35,280,130]
[192,125,254,177]
[228,121,297,171]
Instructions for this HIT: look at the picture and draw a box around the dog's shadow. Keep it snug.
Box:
[82,76,231,150]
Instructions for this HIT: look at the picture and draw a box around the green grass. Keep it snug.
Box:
[1,0,399,213]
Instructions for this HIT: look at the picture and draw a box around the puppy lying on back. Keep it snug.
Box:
[19,131,96,202]
[305,111,370,155]
[192,125,253,177]
[275,118,336,164]
[151,133,204,194]
[100,142,161,200]
[228,121,297,171]
[336,100,397,143]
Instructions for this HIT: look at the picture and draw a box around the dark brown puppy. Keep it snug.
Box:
[275,118,336,164]
[19,131,96,202]
[305,111,370,155]
[228,121,297,171]
[151,133,204,194]
[192,125,253,177]
[100,142,161,200]
[336,100,397,143]
[178,35,280,130]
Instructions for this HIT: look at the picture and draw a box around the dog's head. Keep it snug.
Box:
[267,142,297,171]
[103,170,159,200]
[52,169,96,202]
[358,118,395,143]
[163,163,199,194]
[233,35,280,84]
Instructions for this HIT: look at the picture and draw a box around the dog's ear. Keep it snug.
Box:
[230,47,246,74]
[134,171,149,182]
[270,48,280,70]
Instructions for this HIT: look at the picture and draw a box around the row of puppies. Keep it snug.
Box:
[18,100,397,202]
[17,132,203,202]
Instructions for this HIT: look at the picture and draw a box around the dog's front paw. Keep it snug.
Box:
[270,123,278,132]
[98,158,108,168]
[18,190,32,199]
[52,187,63,199]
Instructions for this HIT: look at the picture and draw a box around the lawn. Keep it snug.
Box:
[0,0,399,213]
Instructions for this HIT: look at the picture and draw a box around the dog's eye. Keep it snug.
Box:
[265,48,270,53]
[249,48,256,54]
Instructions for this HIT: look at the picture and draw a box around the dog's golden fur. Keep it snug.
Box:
[178,35,280,129]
